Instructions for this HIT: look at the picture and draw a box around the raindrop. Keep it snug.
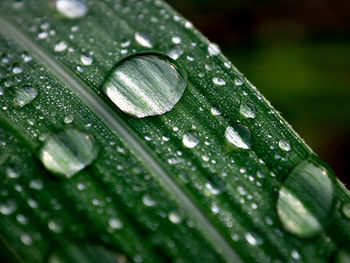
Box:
[205,174,226,195]
[12,66,23,74]
[48,219,63,233]
[80,54,93,66]
[239,101,256,118]
[168,211,183,224]
[210,107,221,116]
[13,85,38,108]
[108,217,123,230]
[142,194,157,207]
[208,43,221,56]
[134,32,153,48]
[182,132,199,149]
[103,53,187,118]
[171,36,182,44]
[234,76,244,86]
[39,129,98,178]
[56,0,88,19]
[0,200,17,215]
[245,232,262,246]
[277,157,335,238]
[212,77,226,86]
[20,233,33,245]
[278,140,291,152]
[54,41,68,52]
[63,114,74,124]
[225,124,251,149]
[167,45,184,60]
[341,203,350,220]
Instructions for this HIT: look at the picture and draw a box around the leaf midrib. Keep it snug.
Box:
[0,15,241,263]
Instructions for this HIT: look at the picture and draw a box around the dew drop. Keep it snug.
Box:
[167,45,184,60]
[171,36,182,44]
[20,233,33,245]
[234,76,244,86]
[134,32,153,48]
[205,174,226,195]
[103,53,187,118]
[245,232,262,246]
[80,54,93,66]
[56,0,88,19]
[239,101,256,119]
[210,107,221,116]
[278,140,291,152]
[212,77,226,86]
[341,203,350,220]
[142,194,157,207]
[182,132,199,149]
[48,219,63,233]
[13,85,38,108]
[277,157,335,238]
[39,129,98,178]
[108,217,123,230]
[0,200,17,215]
[208,43,221,56]
[225,124,251,149]
[54,41,67,52]
[12,66,23,74]
[63,114,74,124]
[168,211,183,224]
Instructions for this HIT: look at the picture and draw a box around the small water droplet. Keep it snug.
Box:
[48,219,63,233]
[341,203,350,219]
[63,114,74,124]
[39,129,98,178]
[103,53,187,118]
[171,36,182,44]
[182,132,199,148]
[212,77,226,86]
[142,194,157,207]
[108,217,123,230]
[134,32,153,48]
[210,107,221,116]
[167,45,184,60]
[225,124,251,149]
[291,250,301,260]
[29,179,43,190]
[56,0,88,19]
[245,232,262,246]
[13,85,38,108]
[205,174,226,195]
[80,54,93,66]
[234,76,244,86]
[0,200,17,215]
[278,140,291,152]
[20,233,33,245]
[168,211,183,224]
[54,41,68,52]
[239,101,256,118]
[277,157,335,238]
[208,43,221,56]
[12,65,23,74]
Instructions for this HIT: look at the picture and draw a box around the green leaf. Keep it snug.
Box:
[0,0,349,262]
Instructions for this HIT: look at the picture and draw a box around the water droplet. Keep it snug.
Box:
[239,101,256,118]
[208,43,221,56]
[48,219,63,233]
[63,114,74,124]
[210,107,221,116]
[225,124,251,149]
[54,41,67,52]
[12,66,23,74]
[80,54,93,66]
[39,129,98,178]
[341,203,350,219]
[103,53,187,118]
[0,200,17,215]
[205,174,226,195]
[182,132,199,148]
[167,45,184,60]
[278,140,291,152]
[142,194,157,207]
[13,85,38,107]
[234,76,244,86]
[108,217,123,230]
[29,179,43,190]
[20,233,33,245]
[168,211,183,224]
[134,32,153,48]
[171,36,182,44]
[277,157,335,238]
[245,232,262,246]
[212,77,226,86]
[56,0,88,19]
[291,250,301,260]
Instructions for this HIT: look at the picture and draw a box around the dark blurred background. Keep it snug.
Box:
[166,0,350,187]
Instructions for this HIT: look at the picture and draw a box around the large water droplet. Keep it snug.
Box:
[13,85,38,107]
[182,132,199,148]
[56,0,88,19]
[39,129,98,178]
[103,53,187,118]
[239,101,256,118]
[277,157,335,238]
[225,124,251,149]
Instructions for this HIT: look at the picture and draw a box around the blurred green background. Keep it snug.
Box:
[166,0,350,186]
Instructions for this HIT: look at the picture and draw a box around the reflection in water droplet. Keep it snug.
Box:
[56,0,88,19]
[103,53,187,118]
[342,203,350,220]
[239,101,256,118]
[205,174,226,195]
[277,157,335,238]
[13,85,38,107]
[134,32,153,48]
[208,43,221,56]
[39,129,98,178]
[278,140,291,152]
[182,132,199,148]
[225,125,251,149]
